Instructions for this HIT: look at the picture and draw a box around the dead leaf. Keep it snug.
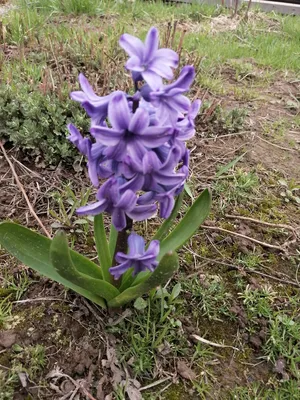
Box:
[18,372,28,388]
[0,330,16,348]
[126,385,142,400]
[274,358,289,380]
[96,376,108,400]
[177,360,196,380]
[102,344,124,386]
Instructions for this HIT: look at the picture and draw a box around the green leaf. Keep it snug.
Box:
[184,183,194,201]
[170,283,181,301]
[216,153,246,178]
[278,179,288,187]
[94,214,113,283]
[152,191,184,242]
[155,287,169,299]
[108,252,179,308]
[133,297,147,311]
[0,223,115,308]
[119,267,135,292]
[109,223,118,262]
[50,231,119,302]
[158,189,211,260]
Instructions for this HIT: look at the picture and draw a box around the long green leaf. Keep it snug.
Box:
[108,252,179,308]
[184,183,194,201]
[108,223,118,262]
[94,214,113,283]
[152,191,184,242]
[50,231,119,301]
[216,152,246,178]
[158,189,211,260]
[0,223,112,307]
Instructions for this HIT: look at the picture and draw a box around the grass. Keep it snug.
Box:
[0,1,298,164]
[214,167,260,209]
[107,286,189,378]
[182,274,234,321]
[0,344,46,399]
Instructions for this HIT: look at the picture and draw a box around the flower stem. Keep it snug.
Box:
[112,216,133,267]
[132,82,139,113]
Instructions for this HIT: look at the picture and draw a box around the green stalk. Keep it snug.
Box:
[108,223,118,263]
[94,214,113,283]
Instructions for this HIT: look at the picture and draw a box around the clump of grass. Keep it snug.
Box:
[232,379,300,400]
[17,0,100,16]
[182,275,233,321]
[240,284,300,381]
[0,344,46,398]
[214,168,259,209]
[107,286,189,378]
[0,298,13,329]
[1,271,31,301]
[240,284,276,322]
[263,313,300,377]
[184,14,300,71]
[200,102,248,136]
[49,183,92,233]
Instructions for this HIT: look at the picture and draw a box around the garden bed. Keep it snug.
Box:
[0,1,299,399]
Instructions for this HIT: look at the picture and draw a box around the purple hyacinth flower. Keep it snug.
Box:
[70,73,111,125]
[122,145,185,192]
[67,124,91,157]
[90,92,172,162]
[137,158,189,219]
[144,65,196,123]
[119,27,179,90]
[175,99,201,140]
[109,233,160,279]
[87,142,114,187]
[76,178,157,231]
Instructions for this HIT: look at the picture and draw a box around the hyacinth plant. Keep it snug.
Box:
[0,27,211,309]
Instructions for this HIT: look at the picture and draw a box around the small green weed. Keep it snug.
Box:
[12,344,46,378]
[0,344,46,398]
[0,298,13,329]
[182,275,233,321]
[263,313,300,377]
[231,379,300,399]
[1,271,31,301]
[237,253,263,270]
[223,108,248,133]
[0,84,88,165]
[278,179,300,205]
[0,370,18,400]
[49,183,92,232]
[107,286,188,378]
[239,284,276,321]
[214,168,259,208]
[201,103,248,135]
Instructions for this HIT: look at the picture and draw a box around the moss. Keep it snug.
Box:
[184,252,194,264]
[219,221,235,231]
[159,383,191,400]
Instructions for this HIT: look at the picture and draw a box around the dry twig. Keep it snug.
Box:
[225,214,299,236]
[184,252,300,288]
[201,225,286,252]
[0,142,51,238]
[192,334,239,351]
[257,135,296,152]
